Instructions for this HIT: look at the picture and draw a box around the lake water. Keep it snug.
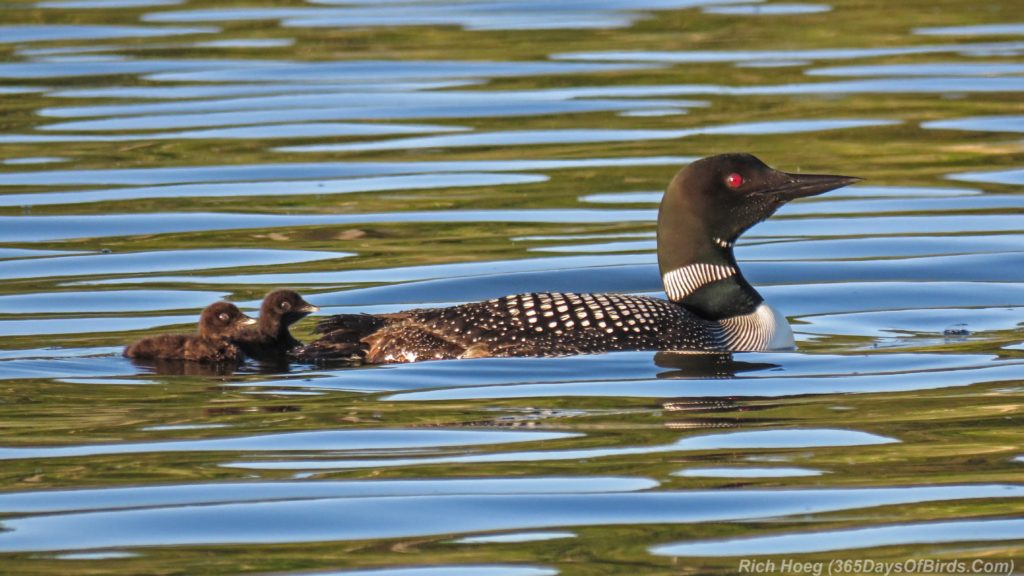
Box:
[1,0,1023,573]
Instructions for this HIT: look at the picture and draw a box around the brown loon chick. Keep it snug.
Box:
[296,154,859,365]
[123,301,256,363]
[233,289,319,363]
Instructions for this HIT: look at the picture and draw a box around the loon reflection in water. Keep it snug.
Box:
[294,153,860,365]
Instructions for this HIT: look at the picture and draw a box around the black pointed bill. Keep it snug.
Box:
[771,172,861,200]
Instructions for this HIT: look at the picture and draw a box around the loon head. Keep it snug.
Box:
[258,289,320,335]
[661,153,860,247]
[657,153,859,320]
[199,302,257,338]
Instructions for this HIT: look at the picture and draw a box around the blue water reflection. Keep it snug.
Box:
[2,485,1019,552]
[223,429,896,470]
[0,429,579,460]
[652,517,1024,556]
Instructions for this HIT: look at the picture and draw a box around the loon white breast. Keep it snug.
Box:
[296,153,859,364]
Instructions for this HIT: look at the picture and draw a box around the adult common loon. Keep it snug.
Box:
[296,153,859,364]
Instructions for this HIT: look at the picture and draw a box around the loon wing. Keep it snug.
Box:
[301,311,468,363]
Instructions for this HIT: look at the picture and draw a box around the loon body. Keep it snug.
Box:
[298,154,858,364]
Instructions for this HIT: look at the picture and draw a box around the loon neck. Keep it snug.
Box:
[657,242,792,350]
[656,196,763,320]
[258,316,288,340]
[656,224,792,349]
[658,246,763,320]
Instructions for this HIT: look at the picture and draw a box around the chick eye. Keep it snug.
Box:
[218,313,229,322]
[725,173,744,188]
[280,301,291,311]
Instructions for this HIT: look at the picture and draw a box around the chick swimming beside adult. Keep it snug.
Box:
[233,289,319,363]
[123,301,255,363]
[295,154,860,365]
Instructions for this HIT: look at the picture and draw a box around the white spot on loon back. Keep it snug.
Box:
[372,291,735,360]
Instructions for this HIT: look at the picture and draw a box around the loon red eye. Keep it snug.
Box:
[725,173,744,188]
